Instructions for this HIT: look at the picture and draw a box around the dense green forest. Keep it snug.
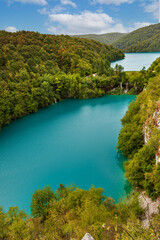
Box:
[112,23,160,52]
[1,184,160,240]
[118,57,160,199]
[0,30,126,130]
[73,33,127,45]
[0,30,149,131]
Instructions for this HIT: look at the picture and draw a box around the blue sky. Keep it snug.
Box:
[0,0,159,35]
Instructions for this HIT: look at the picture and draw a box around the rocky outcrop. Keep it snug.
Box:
[143,101,160,164]
[120,82,129,94]
[156,147,160,164]
[143,118,153,144]
[138,192,160,228]
[140,102,160,228]
[82,233,95,240]
[153,108,160,129]
[124,82,129,94]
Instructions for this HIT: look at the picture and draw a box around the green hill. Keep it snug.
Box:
[0,30,124,129]
[73,32,127,45]
[112,23,160,52]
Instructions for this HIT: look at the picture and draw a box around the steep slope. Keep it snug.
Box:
[73,32,127,45]
[112,23,160,52]
[118,57,160,199]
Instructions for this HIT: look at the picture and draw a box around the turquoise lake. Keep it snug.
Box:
[111,52,160,71]
[0,95,136,212]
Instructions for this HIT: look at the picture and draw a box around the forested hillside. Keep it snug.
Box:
[73,32,127,45]
[112,23,160,52]
[118,57,160,199]
[1,184,160,240]
[0,30,124,129]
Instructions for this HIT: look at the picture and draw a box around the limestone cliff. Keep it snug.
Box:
[143,101,160,164]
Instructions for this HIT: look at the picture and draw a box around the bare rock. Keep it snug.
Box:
[82,233,95,240]
[138,191,160,228]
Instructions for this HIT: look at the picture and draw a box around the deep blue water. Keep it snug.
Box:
[111,52,160,71]
[0,95,136,213]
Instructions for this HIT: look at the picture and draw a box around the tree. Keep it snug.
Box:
[30,186,55,218]
[0,207,8,239]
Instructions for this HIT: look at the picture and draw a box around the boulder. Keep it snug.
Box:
[82,233,95,240]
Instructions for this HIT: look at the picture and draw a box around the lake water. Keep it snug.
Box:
[111,52,160,71]
[0,95,136,213]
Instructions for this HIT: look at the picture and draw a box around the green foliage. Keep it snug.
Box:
[2,31,160,239]
[0,30,125,130]
[7,206,27,221]
[112,23,160,52]
[0,30,153,133]
[73,32,127,45]
[118,61,160,198]
[30,186,55,218]
[1,185,153,240]
[0,207,28,240]
[117,96,144,158]
[118,124,143,157]
[125,140,156,188]
[0,207,8,239]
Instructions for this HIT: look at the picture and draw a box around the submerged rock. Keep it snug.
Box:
[82,233,95,240]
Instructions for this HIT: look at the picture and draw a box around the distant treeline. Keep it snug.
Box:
[112,23,160,52]
[73,32,127,45]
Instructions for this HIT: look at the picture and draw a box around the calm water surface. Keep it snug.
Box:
[111,52,160,71]
[0,95,136,212]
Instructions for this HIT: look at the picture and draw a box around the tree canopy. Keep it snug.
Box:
[118,57,160,199]
[73,32,127,45]
[0,30,125,130]
[1,184,158,240]
[112,23,160,52]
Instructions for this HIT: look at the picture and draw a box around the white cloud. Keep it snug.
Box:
[9,0,47,5]
[38,1,76,16]
[5,26,18,32]
[142,0,159,19]
[51,5,66,14]
[47,26,57,33]
[48,11,128,35]
[128,21,152,32]
[92,0,134,6]
[38,5,65,15]
[38,7,48,14]
[61,0,77,8]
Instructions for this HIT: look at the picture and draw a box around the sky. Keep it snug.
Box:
[0,0,159,35]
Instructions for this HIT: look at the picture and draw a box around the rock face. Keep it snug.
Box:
[153,106,160,164]
[156,147,160,164]
[143,122,151,144]
[143,101,160,164]
[138,192,160,228]
[82,233,95,240]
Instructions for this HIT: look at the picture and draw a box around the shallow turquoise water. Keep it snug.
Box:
[111,52,160,71]
[0,95,136,212]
